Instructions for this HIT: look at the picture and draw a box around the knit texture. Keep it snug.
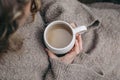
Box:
[41,0,120,80]
[0,0,120,80]
[0,13,48,80]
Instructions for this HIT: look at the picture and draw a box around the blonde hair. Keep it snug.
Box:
[0,0,41,52]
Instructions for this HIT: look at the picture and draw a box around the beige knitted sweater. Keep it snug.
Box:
[0,0,120,80]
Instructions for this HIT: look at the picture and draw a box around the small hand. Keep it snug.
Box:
[46,23,83,64]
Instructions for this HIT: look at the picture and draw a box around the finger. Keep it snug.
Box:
[76,35,80,50]
[45,49,58,59]
[74,40,80,54]
[65,40,79,57]
[77,35,83,51]
[61,51,76,64]
[76,34,81,50]
[76,33,79,37]
[70,23,76,28]
[60,40,79,64]
[69,40,79,54]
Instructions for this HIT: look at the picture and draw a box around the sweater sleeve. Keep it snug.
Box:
[44,58,108,80]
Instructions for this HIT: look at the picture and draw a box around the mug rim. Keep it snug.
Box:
[44,20,75,51]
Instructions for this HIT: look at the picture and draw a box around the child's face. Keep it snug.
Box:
[16,1,32,27]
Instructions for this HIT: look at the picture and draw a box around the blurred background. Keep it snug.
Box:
[79,0,120,4]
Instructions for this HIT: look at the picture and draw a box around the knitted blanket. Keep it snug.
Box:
[0,0,120,79]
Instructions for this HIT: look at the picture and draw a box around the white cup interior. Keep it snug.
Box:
[44,21,74,50]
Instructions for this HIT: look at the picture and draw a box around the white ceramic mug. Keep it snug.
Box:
[44,20,87,54]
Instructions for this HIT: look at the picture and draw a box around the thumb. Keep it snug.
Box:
[46,49,58,59]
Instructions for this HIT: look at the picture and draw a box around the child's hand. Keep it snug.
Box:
[46,34,83,64]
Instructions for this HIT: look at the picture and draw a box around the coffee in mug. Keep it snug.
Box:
[44,20,87,54]
[46,24,73,48]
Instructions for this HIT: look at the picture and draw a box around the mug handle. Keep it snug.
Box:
[73,26,87,35]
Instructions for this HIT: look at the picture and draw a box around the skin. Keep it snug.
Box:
[46,23,83,64]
